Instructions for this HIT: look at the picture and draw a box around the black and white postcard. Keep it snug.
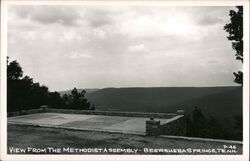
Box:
[0,0,249,161]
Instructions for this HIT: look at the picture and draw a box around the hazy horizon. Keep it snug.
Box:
[60,85,241,92]
[8,5,242,91]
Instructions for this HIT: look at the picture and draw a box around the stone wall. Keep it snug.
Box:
[159,115,186,136]
[7,107,177,119]
[145,115,186,136]
[146,119,161,136]
[7,108,47,117]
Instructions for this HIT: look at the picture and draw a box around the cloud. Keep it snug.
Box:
[11,6,80,26]
[197,15,224,26]
[117,11,204,41]
[208,60,218,64]
[84,9,114,28]
[65,50,92,59]
[7,5,241,91]
[189,6,235,26]
[61,30,82,41]
[128,44,148,53]
[93,28,107,40]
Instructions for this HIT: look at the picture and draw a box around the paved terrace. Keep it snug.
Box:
[8,113,182,135]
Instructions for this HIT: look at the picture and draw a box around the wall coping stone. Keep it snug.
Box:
[8,107,181,119]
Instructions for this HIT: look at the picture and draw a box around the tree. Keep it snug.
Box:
[206,116,224,139]
[233,115,243,140]
[90,104,96,110]
[62,94,70,106]
[61,88,93,110]
[7,57,95,112]
[7,58,23,80]
[233,71,243,85]
[186,106,242,140]
[7,58,49,111]
[224,6,243,86]
[48,91,64,107]
[191,106,207,137]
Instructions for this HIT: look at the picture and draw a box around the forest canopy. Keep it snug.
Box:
[7,57,95,112]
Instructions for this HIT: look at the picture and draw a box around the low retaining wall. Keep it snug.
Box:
[146,119,161,136]
[159,115,186,136]
[8,107,177,119]
[46,108,177,119]
[7,108,47,117]
[145,115,186,136]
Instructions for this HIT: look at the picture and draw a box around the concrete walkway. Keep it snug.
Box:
[8,113,173,135]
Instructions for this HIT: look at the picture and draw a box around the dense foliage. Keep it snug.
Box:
[224,6,243,86]
[7,57,94,112]
[186,106,242,141]
[62,88,95,110]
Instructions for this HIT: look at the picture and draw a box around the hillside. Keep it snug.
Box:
[172,87,242,116]
[85,87,241,112]
[85,86,242,128]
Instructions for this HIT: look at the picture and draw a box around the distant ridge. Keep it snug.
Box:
[84,86,241,111]
[59,86,242,114]
[84,86,242,127]
[58,86,242,129]
[59,88,99,96]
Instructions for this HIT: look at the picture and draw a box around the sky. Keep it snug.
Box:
[7,5,242,91]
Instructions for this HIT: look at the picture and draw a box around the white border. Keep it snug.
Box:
[1,1,249,161]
